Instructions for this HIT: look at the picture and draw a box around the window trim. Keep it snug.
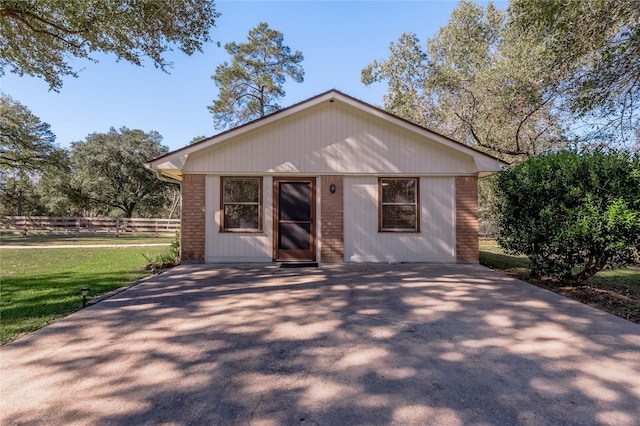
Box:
[220,176,263,233]
[378,177,420,233]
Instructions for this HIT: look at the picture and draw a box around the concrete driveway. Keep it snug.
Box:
[2,264,639,425]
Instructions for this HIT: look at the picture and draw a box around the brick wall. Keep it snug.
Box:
[320,176,344,262]
[181,174,206,262]
[456,176,479,263]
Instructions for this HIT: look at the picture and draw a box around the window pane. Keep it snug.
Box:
[224,178,259,203]
[224,204,259,229]
[382,179,416,203]
[382,205,416,230]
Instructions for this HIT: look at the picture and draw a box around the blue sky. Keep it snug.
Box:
[1,0,507,152]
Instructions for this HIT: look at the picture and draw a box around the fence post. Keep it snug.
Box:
[115,218,120,237]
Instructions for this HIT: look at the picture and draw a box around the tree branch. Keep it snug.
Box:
[3,8,86,49]
[1,7,89,35]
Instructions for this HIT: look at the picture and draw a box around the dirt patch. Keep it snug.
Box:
[551,285,639,323]
[497,270,640,324]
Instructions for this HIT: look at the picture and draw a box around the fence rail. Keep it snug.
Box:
[1,216,180,236]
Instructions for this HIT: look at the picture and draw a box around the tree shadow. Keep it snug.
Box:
[2,264,639,425]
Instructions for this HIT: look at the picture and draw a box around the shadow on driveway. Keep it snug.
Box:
[2,263,639,425]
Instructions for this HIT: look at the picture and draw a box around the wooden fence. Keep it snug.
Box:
[1,216,180,237]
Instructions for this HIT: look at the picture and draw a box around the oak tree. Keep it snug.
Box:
[0,93,65,175]
[509,0,640,146]
[68,127,171,218]
[1,0,219,90]
[0,94,67,215]
[362,1,570,161]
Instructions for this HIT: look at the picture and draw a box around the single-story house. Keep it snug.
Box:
[147,90,507,264]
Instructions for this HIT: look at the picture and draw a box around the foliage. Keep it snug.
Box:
[190,135,207,144]
[32,158,82,216]
[170,230,180,260]
[209,22,304,130]
[67,127,173,218]
[142,229,180,271]
[362,1,570,161]
[0,0,220,91]
[142,251,177,270]
[0,93,65,176]
[0,245,166,344]
[0,94,67,215]
[0,175,47,216]
[509,0,640,146]
[494,149,640,283]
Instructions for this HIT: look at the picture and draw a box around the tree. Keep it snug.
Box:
[362,1,570,161]
[209,22,304,130]
[1,93,66,214]
[190,135,207,144]
[509,0,640,146]
[0,174,48,216]
[0,0,220,91]
[68,127,172,218]
[494,149,640,283]
[1,93,65,175]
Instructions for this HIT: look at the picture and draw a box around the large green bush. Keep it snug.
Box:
[494,148,640,283]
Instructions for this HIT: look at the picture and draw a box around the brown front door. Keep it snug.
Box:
[274,178,316,261]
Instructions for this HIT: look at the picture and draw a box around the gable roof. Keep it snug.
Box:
[147,89,508,182]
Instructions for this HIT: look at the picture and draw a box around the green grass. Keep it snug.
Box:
[0,231,173,246]
[0,245,168,344]
[583,267,640,297]
[479,237,640,323]
[479,238,529,274]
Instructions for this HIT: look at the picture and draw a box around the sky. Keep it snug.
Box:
[1,0,508,152]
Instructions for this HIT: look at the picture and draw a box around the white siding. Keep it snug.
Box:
[344,176,456,262]
[205,175,273,262]
[185,103,476,176]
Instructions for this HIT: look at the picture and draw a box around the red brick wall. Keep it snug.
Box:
[320,176,344,262]
[181,174,206,262]
[456,176,479,263]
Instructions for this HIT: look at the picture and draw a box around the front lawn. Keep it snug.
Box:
[0,246,167,344]
[479,238,640,324]
[0,230,173,246]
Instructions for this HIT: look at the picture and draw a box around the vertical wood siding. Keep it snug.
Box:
[185,103,476,175]
[344,177,455,262]
[205,175,273,262]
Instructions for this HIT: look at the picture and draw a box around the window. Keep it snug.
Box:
[379,178,419,232]
[221,177,262,232]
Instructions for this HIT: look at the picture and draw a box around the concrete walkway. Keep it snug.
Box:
[1,264,639,425]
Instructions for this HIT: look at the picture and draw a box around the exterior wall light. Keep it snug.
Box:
[330,184,336,193]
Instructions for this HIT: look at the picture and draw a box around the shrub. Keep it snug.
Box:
[142,251,177,271]
[494,148,640,283]
[170,229,180,261]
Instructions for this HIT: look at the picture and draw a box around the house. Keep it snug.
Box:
[147,90,507,263]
